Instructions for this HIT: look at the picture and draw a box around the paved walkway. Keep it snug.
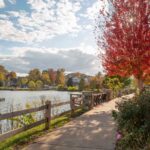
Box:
[23,97,124,150]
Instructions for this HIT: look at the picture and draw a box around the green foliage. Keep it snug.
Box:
[57,84,66,91]
[28,81,36,89]
[28,69,41,82]
[36,80,43,89]
[21,77,28,87]
[68,86,78,91]
[67,78,73,87]
[90,77,97,90]
[103,76,131,89]
[9,103,36,129]
[79,78,85,91]
[103,76,132,97]
[17,77,28,88]
[89,72,103,91]
[103,77,123,97]
[113,91,150,150]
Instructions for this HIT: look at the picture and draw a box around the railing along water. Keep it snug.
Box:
[0,92,107,142]
[0,100,70,142]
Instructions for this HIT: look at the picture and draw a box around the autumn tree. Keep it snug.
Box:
[41,71,51,85]
[48,69,56,85]
[95,72,103,90]
[0,72,5,86]
[90,72,103,91]
[0,65,8,75]
[0,65,8,86]
[7,71,17,80]
[90,77,97,90]
[28,69,41,82]
[97,0,150,90]
[56,69,65,86]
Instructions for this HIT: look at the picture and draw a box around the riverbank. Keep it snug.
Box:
[0,87,82,92]
[0,87,55,91]
[0,108,87,150]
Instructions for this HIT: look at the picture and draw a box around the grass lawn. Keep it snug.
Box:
[0,108,86,150]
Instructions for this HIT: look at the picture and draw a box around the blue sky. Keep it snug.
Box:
[0,0,104,76]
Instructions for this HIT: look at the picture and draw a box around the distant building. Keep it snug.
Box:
[7,78,18,87]
[66,72,92,88]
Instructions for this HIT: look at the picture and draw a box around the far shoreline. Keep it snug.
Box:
[0,87,81,92]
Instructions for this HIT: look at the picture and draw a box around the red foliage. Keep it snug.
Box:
[98,0,150,82]
[48,69,57,84]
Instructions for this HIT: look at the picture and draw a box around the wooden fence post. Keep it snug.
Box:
[70,94,74,116]
[91,94,94,109]
[45,101,51,130]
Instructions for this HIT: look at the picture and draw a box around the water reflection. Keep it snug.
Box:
[0,90,79,134]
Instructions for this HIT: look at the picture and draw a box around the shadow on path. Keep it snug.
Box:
[23,100,118,150]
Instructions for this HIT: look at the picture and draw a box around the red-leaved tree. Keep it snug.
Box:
[97,0,150,90]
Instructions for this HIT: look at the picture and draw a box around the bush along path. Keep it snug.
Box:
[22,95,134,150]
[113,91,150,150]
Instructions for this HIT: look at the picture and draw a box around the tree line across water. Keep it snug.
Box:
[0,65,136,94]
[0,65,65,90]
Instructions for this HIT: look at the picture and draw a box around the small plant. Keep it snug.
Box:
[9,103,36,129]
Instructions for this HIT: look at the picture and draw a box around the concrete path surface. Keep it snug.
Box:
[22,96,126,150]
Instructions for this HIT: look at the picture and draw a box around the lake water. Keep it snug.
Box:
[0,90,79,133]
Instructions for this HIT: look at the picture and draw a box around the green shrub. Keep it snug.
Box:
[57,84,66,91]
[28,81,36,89]
[113,90,150,150]
[36,80,43,89]
[67,86,78,91]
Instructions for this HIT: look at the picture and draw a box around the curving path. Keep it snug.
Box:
[22,95,132,150]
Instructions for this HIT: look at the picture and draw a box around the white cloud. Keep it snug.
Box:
[16,72,28,77]
[0,0,5,8]
[86,1,100,20]
[0,47,101,75]
[81,0,109,20]
[9,40,98,58]
[83,24,93,30]
[0,0,82,43]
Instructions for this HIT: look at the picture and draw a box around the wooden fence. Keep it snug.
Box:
[0,92,107,142]
[0,100,70,142]
[70,92,107,113]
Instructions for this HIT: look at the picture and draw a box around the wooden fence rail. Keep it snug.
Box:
[0,100,70,142]
[0,105,47,120]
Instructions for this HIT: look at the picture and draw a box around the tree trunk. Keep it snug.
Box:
[136,78,144,92]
